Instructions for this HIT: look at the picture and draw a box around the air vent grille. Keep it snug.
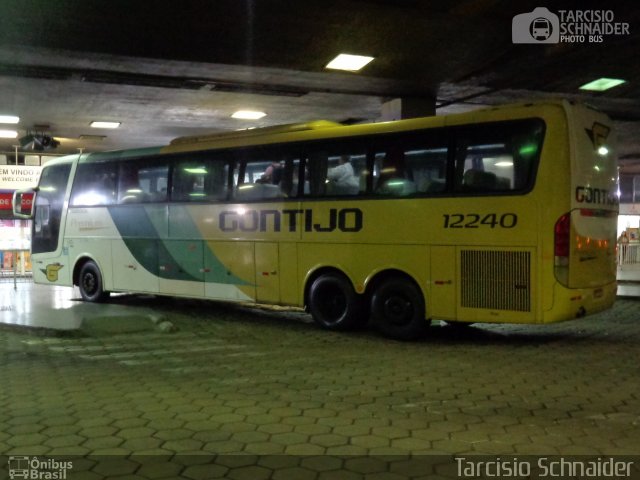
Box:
[461,250,531,312]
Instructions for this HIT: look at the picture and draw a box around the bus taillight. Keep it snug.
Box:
[554,213,571,286]
[554,213,571,265]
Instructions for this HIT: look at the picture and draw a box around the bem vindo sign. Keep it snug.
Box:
[0,165,42,190]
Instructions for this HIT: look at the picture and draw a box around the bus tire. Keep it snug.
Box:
[308,273,363,331]
[78,260,110,303]
[371,276,429,340]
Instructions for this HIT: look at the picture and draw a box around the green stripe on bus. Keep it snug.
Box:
[108,205,250,285]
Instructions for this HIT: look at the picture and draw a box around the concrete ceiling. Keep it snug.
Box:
[0,0,639,173]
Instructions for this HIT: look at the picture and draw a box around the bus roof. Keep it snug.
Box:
[59,99,591,164]
[170,120,342,146]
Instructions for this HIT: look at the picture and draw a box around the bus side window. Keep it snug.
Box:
[232,156,288,201]
[373,146,418,196]
[325,154,361,196]
[171,157,229,202]
[118,161,169,204]
[456,142,514,193]
[454,120,544,194]
[405,147,448,194]
[304,149,365,197]
[279,158,302,197]
[304,152,326,196]
[70,162,117,206]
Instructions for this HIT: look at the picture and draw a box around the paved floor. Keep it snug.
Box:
[0,283,639,479]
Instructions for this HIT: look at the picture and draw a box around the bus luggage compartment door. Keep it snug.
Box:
[255,242,280,304]
[112,239,160,294]
[430,246,456,320]
[158,240,205,297]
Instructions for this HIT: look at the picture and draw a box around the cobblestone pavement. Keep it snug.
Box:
[0,293,639,479]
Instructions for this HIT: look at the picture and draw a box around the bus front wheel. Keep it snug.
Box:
[78,260,110,303]
[308,273,363,331]
[371,276,429,340]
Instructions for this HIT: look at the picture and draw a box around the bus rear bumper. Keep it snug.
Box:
[545,280,617,323]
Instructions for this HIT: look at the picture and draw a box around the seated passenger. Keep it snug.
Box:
[257,162,283,184]
[327,156,359,195]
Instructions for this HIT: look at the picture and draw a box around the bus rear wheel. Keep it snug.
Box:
[371,276,429,340]
[78,260,110,303]
[308,273,363,331]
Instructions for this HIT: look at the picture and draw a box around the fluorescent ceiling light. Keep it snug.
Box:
[90,121,121,129]
[232,110,267,120]
[0,130,18,138]
[325,53,374,72]
[579,78,626,92]
[0,115,19,124]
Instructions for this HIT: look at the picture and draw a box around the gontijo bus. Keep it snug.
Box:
[14,100,618,340]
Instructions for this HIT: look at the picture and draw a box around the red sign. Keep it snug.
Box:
[0,192,12,211]
[0,191,34,212]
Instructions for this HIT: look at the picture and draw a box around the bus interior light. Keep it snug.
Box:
[469,143,505,151]
[518,143,538,156]
[597,146,609,156]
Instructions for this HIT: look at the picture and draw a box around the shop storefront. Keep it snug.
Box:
[618,204,640,281]
[0,218,31,277]
[0,157,45,278]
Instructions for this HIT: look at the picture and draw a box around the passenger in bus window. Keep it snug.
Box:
[327,155,359,195]
[258,161,283,184]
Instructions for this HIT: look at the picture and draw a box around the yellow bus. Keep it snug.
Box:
[14,100,618,339]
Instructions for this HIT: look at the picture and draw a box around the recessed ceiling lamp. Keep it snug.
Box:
[79,134,107,141]
[579,78,626,92]
[0,130,18,138]
[0,115,19,124]
[90,121,121,129]
[325,53,374,72]
[231,110,267,120]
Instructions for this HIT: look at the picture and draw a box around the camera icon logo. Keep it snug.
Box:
[512,7,560,43]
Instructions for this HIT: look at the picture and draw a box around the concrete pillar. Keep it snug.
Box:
[380,96,436,121]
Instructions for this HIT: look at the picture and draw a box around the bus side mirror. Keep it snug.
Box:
[13,190,36,219]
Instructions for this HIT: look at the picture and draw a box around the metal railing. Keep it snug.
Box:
[618,243,640,265]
